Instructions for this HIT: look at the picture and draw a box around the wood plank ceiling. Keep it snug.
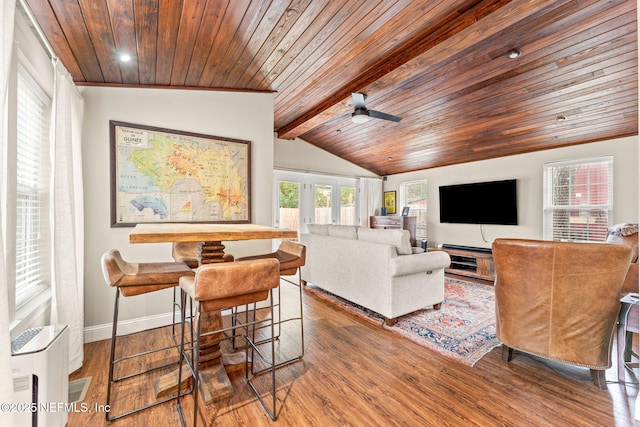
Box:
[25,0,638,176]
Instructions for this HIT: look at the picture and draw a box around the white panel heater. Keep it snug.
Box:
[11,324,69,427]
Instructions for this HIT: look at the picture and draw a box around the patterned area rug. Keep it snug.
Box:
[305,277,500,366]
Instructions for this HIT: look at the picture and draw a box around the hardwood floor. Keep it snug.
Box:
[68,277,640,426]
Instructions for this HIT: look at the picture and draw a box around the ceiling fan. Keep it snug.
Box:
[351,93,402,124]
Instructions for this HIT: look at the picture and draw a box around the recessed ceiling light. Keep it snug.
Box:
[120,54,131,63]
[506,49,521,59]
[388,157,393,161]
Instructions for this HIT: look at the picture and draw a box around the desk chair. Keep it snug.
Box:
[101,249,195,420]
[176,259,281,424]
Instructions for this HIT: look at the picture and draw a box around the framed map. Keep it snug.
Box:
[110,121,251,227]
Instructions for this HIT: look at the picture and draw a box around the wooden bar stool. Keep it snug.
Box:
[176,258,281,424]
[170,242,234,338]
[100,249,195,421]
[236,241,306,370]
[172,242,202,269]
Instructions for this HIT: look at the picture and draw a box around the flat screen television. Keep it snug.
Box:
[439,179,518,225]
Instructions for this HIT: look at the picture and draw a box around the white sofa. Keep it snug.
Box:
[300,224,451,325]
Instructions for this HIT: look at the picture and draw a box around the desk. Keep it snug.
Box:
[618,293,639,381]
[129,223,297,403]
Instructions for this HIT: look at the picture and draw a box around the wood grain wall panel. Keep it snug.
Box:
[155,0,182,85]
[183,1,229,87]
[208,0,275,88]
[217,0,293,88]
[249,0,352,90]
[24,0,85,81]
[168,0,208,86]
[225,0,316,87]
[106,0,138,84]
[268,0,385,100]
[197,0,249,87]
[78,0,121,83]
[227,0,317,89]
[48,0,104,82]
[23,0,638,175]
[133,0,158,85]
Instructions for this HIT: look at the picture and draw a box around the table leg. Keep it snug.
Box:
[199,241,227,264]
[155,241,237,404]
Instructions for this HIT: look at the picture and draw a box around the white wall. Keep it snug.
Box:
[274,136,378,177]
[81,87,274,336]
[384,136,639,249]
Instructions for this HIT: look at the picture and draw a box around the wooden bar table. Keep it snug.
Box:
[129,223,297,404]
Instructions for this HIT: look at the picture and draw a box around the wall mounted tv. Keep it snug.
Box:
[439,179,518,225]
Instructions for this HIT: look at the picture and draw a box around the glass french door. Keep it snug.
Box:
[274,171,358,236]
[312,180,335,225]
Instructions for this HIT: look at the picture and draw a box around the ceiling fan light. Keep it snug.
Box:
[352,111,370,124]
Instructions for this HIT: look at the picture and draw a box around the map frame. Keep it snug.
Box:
[109,121,251,227]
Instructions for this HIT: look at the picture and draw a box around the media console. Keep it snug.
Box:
[437,244,495,282]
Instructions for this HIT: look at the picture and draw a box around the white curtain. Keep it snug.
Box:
[0,1,17,425]
[49,59,84,373]
[358,177,383,227]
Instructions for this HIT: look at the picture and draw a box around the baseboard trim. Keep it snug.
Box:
[83,311,177,343]
[83,307,240,343]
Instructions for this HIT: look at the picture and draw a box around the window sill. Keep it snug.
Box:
[10,289,52,339]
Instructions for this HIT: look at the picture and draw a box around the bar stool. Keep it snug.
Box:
[176,258,281,424]
[236,241,306,369]
[170,242,235,339]
[172,242,201,269]
[100,249,195,421]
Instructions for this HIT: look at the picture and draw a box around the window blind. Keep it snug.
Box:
[15,66,51,309]
[543,156,613,242]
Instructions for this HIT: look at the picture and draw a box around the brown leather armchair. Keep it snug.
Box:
[492,238,633,389]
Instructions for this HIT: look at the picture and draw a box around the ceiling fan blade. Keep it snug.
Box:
[368,109,402,122]
[352,93,367,109]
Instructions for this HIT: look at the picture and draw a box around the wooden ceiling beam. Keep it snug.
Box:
[276,0,562,140]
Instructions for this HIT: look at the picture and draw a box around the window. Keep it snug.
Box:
[543,156,613,242]
[400,179,427,240]
[14,65,52,310]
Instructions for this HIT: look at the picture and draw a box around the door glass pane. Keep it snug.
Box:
[278,181,300,233]
[340,185,356,225]
[403,180,428,240]
[314,184,333,224]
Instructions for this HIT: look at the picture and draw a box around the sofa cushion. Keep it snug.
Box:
[307,224,329,235]
[328,225,358,240]
[357,228,412,255]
